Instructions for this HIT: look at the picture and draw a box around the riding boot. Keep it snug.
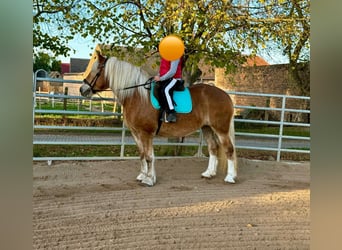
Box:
[165,109,177,123]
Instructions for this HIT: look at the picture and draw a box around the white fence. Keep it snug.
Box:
[33,72,310,163]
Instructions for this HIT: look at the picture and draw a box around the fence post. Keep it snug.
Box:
[38,87,42,110]
[265,97,270,121]
[33,69,48,130]
[63,87,68,110]
[196,129,204,157]
[63,87,68,122]
[120,122,126,158]
[50,91,55,108]
[276,96,287,161]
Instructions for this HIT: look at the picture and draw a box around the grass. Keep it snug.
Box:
[236,125,310,137]
[35,100,117,113]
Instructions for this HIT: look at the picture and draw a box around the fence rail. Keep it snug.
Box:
[33,73,310,163]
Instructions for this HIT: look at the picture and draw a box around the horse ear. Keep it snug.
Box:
[95,50,102,57]
[96,50,106,62]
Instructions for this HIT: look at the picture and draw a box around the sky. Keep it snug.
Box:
[57,35,96,63]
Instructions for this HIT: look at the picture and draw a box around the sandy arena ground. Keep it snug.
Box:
[33,158,310,249]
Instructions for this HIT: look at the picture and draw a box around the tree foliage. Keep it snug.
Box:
[33,0,81,57]
[33,0,310,89]
[33,52,61,73]
[241,0,310,94]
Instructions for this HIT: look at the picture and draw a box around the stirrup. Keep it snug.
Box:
[166,112,176,123]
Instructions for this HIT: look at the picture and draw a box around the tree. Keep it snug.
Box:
[33,0,310,88]
[33,52,61,73]
[33,0,81,57]
[51,58,62,72]
[283,0,310,95]
[238,0,310,95]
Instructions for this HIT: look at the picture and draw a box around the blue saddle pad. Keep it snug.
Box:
[150,82,192,113]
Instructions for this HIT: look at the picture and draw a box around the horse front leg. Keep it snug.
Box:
[136,155,156,186]
[132,132,156,186]
[141,151,156,186]
[136,158,148,182]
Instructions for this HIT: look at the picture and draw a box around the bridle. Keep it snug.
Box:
[82,57,154,95]
[83,58,108,92]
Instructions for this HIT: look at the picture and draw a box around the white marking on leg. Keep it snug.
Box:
[202,153,217,178]
[137,158,148,181]
[149,151,156,184]
[225,117,237,183]
[141,151,156,186]
[224,159,236,183]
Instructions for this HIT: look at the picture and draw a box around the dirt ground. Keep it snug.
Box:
[33,158,310,249]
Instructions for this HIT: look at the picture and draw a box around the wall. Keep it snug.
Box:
[63,73,83,96]
[63,73,114,98]
[215,64,310,122]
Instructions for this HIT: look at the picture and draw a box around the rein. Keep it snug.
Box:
[92,77,154,101]
[120,77,154,91]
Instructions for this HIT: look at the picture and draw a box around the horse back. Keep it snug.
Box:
[189,84,234,111]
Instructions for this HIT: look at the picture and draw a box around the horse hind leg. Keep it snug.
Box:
[201,126,219,178]
[220,119,237,183]
[224,142,237,183]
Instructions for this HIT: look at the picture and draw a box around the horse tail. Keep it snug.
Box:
[228,116,237,173]
[217,116,237,174]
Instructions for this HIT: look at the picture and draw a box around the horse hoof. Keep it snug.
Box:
[136,173,146,181]
[224,175,236,183]
[141,177,155,187]
[201,170,216,178]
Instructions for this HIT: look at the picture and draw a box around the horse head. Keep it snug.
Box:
[80,51,109,98]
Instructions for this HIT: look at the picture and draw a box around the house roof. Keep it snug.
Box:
[49,71,62,78]
[70,58,90,73]
[243,55,269,67]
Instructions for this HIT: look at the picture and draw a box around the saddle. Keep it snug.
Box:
[150,79,192,113]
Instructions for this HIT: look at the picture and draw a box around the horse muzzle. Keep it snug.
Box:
[80,83,92,97]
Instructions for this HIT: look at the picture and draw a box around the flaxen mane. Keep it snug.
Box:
[104,57,150,103]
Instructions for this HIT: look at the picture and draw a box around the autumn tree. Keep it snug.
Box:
[33,0,81,57]
[33,0,310,89]
[233,0,310,95]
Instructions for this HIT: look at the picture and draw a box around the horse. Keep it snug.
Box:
[80,51,237,186]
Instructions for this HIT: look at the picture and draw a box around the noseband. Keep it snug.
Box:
[83,58,108,92]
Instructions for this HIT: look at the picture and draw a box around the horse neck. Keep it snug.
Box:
[122,89,148,109]
[105,57,150,104]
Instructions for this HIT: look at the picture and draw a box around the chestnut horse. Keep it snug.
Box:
[80,51,237,186]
